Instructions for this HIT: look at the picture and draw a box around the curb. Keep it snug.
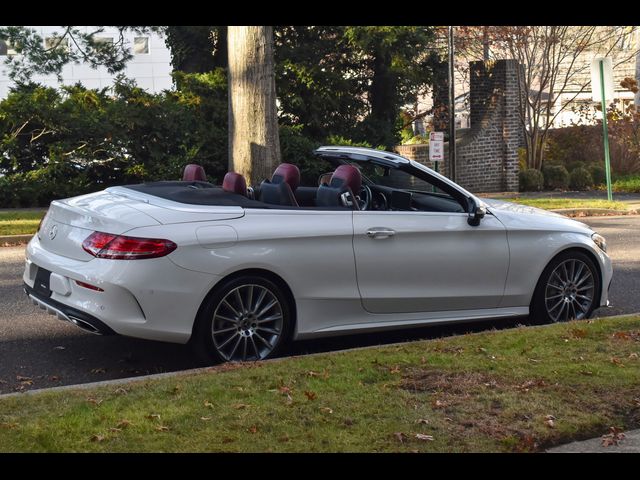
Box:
[550,208,638,217]
[0,234,33,247]
[1,311,637,399]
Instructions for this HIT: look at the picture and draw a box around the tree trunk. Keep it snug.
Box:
[227,26,281,186]
[369,45,397,148]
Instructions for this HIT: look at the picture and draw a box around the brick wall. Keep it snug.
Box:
[396,59,524,193]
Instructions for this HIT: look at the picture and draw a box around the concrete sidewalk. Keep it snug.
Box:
[547,429,640,453]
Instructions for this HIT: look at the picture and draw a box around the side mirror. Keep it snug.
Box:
[467,198,487,226]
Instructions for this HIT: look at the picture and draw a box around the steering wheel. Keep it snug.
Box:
[358,185,372,210]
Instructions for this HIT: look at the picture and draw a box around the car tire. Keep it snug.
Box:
[191,275,293,365]
[529,250,601,325]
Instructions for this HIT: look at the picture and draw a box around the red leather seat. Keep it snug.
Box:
[315,164,362,209]
[330,165,362,193]
[258,163,301,206]
[222,172,248,197]
[183,164,207,182]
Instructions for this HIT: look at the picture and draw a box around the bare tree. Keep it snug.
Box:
[453,26,640,170]
[227,26,281,185]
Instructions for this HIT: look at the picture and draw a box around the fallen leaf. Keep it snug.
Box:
[320,407,333,414]
[569,328,587,339]
[109,427,122,433]
[16,375,32,382]
[420,356,427,364]
[146,414,161,421]
[307,371,320,377]
[90,368,106,374]
[48,375,60,382]
[629,353,639,359]
[204,401,214,409]
[114,387,128,395]
[86,397,103,406]
[611,357,625,367]
[248,425,258,434]
[415,418,429,425]
[90,434,105,443]
[432,399,448,409]
[545,415,556,428]
[155,426,169,432]
[279,386,291,394]
[304,391,317,401]
[200,417,212,421]
[601,427,625,447]
[171,385,181,394]
[415,433,434,441]
[394,432,408,443]
[233,403,250,410]
[116,420,133,428]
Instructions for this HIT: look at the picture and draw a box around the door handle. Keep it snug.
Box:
[366,228,396,239]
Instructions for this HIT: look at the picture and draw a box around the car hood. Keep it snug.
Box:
[482,198,593,234]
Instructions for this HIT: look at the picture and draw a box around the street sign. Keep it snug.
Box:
[591,57,614,102]
[429,131,444,162]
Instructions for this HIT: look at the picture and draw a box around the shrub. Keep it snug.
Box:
[589,164,607,186]
[567,160,586,173]
[519,168,544,192]
[611,175,640,193]
[542,165,570,190]
[569,167,594,191]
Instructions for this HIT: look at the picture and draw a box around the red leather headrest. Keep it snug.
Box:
[183,164,207,182]
[272,163,300,192]
[222,172,248,197]
[331,165,362,193]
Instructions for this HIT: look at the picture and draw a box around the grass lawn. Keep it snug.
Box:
[0,210,46,236]
[1,315,640,452]
[497,198,628,212]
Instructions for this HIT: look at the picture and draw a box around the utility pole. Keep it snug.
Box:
[448,25,456,182]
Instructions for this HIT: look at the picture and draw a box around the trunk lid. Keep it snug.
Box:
[39,190,161,261]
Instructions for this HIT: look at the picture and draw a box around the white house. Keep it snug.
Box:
[0,26,173,98]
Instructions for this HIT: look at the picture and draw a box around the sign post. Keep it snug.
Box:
[429,131,445,193]
[591,57,614,201]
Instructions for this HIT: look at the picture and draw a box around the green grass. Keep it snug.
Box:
[498,198,628,211]
[0,210,46,236]
[2,315,640,452]
[610,175,640,194]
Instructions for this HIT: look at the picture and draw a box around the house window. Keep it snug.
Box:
[44,36,70,53]
[133,37,149,54]
[93,36,114,46]
[0,39,18,56]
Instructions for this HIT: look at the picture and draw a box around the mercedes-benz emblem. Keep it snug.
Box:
[48,224,58,240]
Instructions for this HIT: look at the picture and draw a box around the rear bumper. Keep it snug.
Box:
[24,283,116,335]
[24,234,220,344]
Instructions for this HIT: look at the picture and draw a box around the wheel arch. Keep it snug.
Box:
[189,268,298,342]
[530,245,603,308]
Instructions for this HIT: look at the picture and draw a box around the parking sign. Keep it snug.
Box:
[429,132,444,162]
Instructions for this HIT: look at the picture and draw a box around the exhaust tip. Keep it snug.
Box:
[67,315,102,335]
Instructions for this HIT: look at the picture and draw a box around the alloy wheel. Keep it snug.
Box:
[211,284,284,361]
[544,258,595,322]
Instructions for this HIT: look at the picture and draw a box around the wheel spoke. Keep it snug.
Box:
[213,326,237,335]
[573,262,584,283]
[257,326,281,335]
[245,286,254,314]
[546,293,564,300]
[551,302,565,322]
[548,297,565,313]
[235,288,245,314]
[256,314,283,324]
[215,314,238,324]
[576,293,593,302]
[252,288,268,313]
[256,299,277,318]
[218,331,239,349]
[228,335,243,359]
[253,331,272,349]
[574,300,588,313]
[249,336,260,359]
[552,270,565,285]
[241,337,248,361]
[575,272,593,288]
[222,299,241,318]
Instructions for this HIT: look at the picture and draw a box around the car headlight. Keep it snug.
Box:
[592,233,607,252]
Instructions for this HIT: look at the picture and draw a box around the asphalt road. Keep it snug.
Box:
[1,215,638,394]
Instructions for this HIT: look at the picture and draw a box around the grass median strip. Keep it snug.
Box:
[0,211,46,236]
[1,315,640,452]
[497,198,628,212]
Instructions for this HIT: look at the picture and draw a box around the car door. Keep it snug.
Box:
[352,209,509,314]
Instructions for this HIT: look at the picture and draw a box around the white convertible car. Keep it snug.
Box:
[23,146,612,363]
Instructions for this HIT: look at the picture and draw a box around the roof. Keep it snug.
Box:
[314,146,410,165]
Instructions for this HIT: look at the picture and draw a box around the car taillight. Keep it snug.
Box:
[82,231,177,260]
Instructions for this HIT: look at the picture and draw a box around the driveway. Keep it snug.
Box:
[1,215,639,394]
